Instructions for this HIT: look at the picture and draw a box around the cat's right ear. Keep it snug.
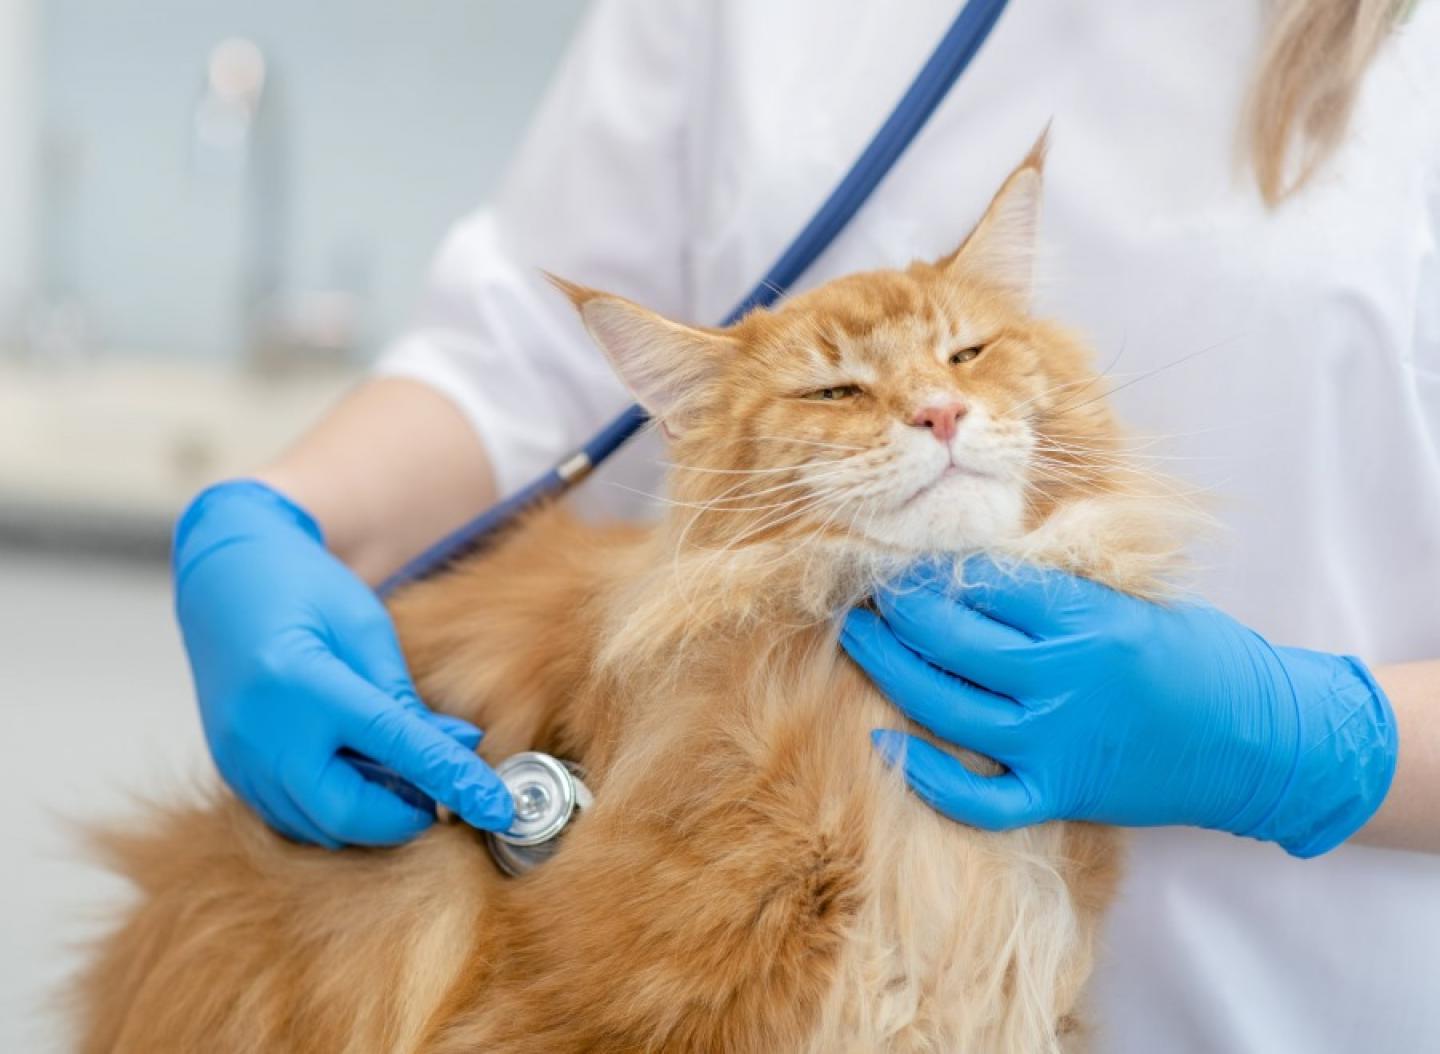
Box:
[546,273,737,437]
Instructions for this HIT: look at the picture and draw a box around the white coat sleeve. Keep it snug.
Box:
[374,0,701,496]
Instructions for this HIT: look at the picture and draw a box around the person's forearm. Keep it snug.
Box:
[256,377,498,585]
[1353,659,1440,854]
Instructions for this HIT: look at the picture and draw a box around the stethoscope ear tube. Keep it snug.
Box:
[375,0,1010,599]
[340,748,440,814]
[356,0,1012,870]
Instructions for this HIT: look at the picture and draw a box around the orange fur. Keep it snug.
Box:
[74,140,1193,1052]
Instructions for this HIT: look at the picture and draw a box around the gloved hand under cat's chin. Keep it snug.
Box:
[841,555,1397,858]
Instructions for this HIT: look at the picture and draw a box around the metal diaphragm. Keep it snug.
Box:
[485,752,592,877]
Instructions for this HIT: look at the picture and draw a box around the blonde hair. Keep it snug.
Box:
[1249,0,1415,203]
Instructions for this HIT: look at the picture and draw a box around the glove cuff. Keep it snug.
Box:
[1242,648,1398,859]
[173,479,325,580]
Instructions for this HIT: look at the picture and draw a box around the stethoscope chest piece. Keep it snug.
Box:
[485,751,593,877]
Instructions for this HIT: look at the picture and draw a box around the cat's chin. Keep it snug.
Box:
[852,477,1027,555]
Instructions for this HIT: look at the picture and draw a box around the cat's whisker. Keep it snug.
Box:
[1025,460,1167,492]
[1027,452,1154,476]
[1029,452,1213,483]
[1045,334,1241,418]
[608,462,858,513]
[745,435,869,452]
[1032,432,1217,456]
[682,516,821,591]
[604,480,825,515]
[697,467,863,513]
[725,486,859,556]
[666,476,846,570]
[670,467,853,510]
[1000,339,1137,418]
[1028,441,1218,473]
[1003,370,1149,419]
[746,504,839,585]
[757,277,788,301]
[1046,419,1256,448]
[678,453,892,518]
[842,491,883,555]
[720,492,849,551]
[684,489,842,560]
[661,456,856,477]
[1021,452,1198,493]
[1021,469,1117,499]
[794,498,857,591]
[734,489,864,594]
[1024,462,1221,504]
[1030,442,1145,462]
[1032,444,1230,466]
[1028,432,1210,460]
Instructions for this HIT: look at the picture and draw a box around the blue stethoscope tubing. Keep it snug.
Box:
[355,0,1009,814]
[377,0,1009,599]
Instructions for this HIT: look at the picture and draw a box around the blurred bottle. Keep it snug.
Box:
[190,35,364,377]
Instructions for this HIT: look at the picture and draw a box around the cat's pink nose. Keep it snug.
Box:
[910,401,968,443]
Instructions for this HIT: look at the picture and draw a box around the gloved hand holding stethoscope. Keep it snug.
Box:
[174,480,514,848]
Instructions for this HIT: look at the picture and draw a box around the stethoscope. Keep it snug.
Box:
[350,0,1011,869]
[377,0,1009,597]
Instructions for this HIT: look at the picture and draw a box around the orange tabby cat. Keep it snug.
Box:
[76,137,1191,1053]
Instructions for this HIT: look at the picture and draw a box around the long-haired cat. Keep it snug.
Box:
[75,137,1191,1052]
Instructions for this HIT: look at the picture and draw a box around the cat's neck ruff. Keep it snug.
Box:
[596,483,1194,686]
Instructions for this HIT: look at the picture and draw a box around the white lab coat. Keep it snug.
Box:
[378,1,1440,1049]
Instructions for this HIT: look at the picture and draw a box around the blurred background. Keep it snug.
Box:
[0,2,587,1047]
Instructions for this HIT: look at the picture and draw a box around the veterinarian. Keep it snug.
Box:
[170,2,1440,1050]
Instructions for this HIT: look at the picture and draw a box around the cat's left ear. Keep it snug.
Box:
[941,128,1048,303]
[547,274,737,437]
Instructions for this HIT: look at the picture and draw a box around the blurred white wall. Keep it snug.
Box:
[0,0,35,320]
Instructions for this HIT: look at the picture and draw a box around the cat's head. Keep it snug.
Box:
[554,135,1128,566]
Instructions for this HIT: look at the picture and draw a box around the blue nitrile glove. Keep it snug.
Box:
[841,557,1397,858]
[173,480,514,848]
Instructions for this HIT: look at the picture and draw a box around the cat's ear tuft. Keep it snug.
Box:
[545,272,735,437]
[942,127,1048,303]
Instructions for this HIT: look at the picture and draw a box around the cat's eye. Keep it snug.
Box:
[802,384,863,402]
[949,345,985,365]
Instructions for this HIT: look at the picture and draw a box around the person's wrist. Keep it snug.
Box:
[173,479,325,581]
[1238,647,1398,858]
